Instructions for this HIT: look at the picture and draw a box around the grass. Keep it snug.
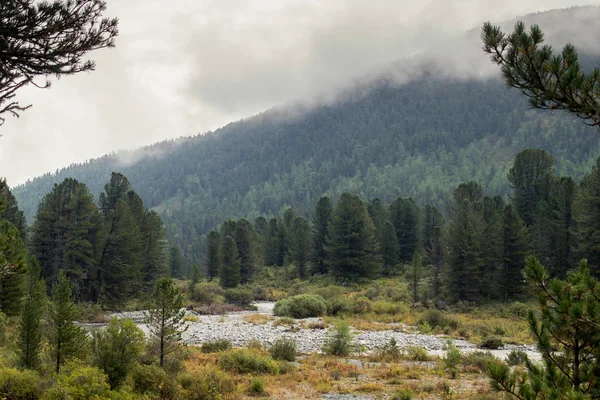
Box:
[243,313,270,325]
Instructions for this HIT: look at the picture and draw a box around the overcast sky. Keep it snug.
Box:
[0,0,597,186]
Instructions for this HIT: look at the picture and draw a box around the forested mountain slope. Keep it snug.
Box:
[12,7,600,264]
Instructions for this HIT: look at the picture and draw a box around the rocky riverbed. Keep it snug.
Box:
[102,302,539,362]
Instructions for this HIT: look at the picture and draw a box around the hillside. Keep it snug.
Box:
[12,6,600,264]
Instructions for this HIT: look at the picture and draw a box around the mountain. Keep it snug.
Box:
[12,6,600,265]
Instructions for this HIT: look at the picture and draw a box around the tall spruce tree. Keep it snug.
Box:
[549,177,576,278]
[311,196,333,275]
[481,196,505,299]
[427,226,444,300]
[389,197,421,263]
[18,258,46,370]
[502,204,531,302]
[289,216,311,279]
[139,210,167,289]
[205,231,221,280]
[168,245,184,279]
[326,193,381,281]
[575,158,600,276]
[220,236,241,288]
[145,277,187,368]
[422,204,444,250]
[0,219,28,316]
[235,219,258,284]
[379,220,400,276]
[99,173,131,217]
[444,182,486,302]
[49,270,87,373]
[0,179,27,240]
[407,251,424,305]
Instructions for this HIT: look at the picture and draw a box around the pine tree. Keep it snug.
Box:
[422,204,444,250]
[18,258,46,370]
[379,220,400,276]
[140,210,167,289]
[235,218,258,284]
[427,226,444,300]
[220,236,241,288]
[549,177,576,278]
[99,173,131,217]
[289,216,311,279]
[98,200,142,308]
[502,204,531,302]
[311,196,333,275]
[189,264,200,293]
[574,158,600,276]
[407,251,423,305]
[145,277,187,368]
[168,245,184,279]
[0,219,28,316]
[49,270,87,373]
[389,197,421,263]
[481,196,505,300]
[205,231,221,281]
[0,179,27,241]
[444,182,486,302]
[326,193,381,281]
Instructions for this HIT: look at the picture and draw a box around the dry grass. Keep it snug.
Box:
[243,313,271,325]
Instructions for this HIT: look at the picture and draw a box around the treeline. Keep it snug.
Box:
[12,76,600,268]
[202,149,600,304]
[0,173,167,314]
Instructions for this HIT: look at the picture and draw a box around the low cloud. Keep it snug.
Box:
[0,0,598,185]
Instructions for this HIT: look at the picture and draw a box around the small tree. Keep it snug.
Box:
[188,264,200,294]
[17,258,46,370]
[49,270,87,373]
[145,277,187,368]
[92,318,145,389]
[487,256,600,398]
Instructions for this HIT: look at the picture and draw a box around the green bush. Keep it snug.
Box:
[506,349,529,366]
[312,286,346,300]
[91,318,145,389]
[251,286,268,301]
[224,288,254,306]
[479,336,503,350]
[191,282,224,305]
[0,367,40,399]
[392,389,414,400]
[372,301,405,315]
[200,338,232,353]
[273,294,326,319]
[179,366,236,400]
[352,296,372,314]
[419,310,459,331]
[374,337,401,361]
[404,346,431,361]
[218,349,279,374]
[325,297,352,316]
[269,337,297,361]
[46,362,112,400]
[323,321,354,356]
[505,302,530,318]
[0,312,6,346]
[248,377,266,396]
[443,340,462,378]
[463,351,499,372]
[130,363,179,398]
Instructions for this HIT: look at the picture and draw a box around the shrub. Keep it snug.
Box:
[130,363,179,398]
[191,282,224,305]
[443,340,462,378]
[273,294,326,319]
[392,389,414,400]
[179,366,236,400]
[352,296,372,313]
[91,318,145,389]
[404,346,431,361]
[46,362,113,400]
[248,377,266,396]
[252,286,268,301]
[506,349,529,366]
[200,338,232,353]
[224,288,254,306]
[373,337,401,361]
[323,321,354,356]
[419,310,459,331]
[325,297,352,316]
[506,301,530,318]
[307,320,327,329]
[312,285,346,300]
[463,351,499,372]
[218,349,279,374]
[372,300,404,315]
[479,336,503,350]
[0,367,40,399]
[269,337,297,361]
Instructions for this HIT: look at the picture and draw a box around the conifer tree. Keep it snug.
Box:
[0,179,27,240]
[145,277,187,368]
[501,204,531,302]
[220,236,241,288]
[428,226,444,300]
[389,197,421,262]
[549,177,576,278]
[235,218,258,284]
[139,210,168,289]
[205,231,221,280]
[482,196,505,299]
[168,245,184,279]
[574,158,600,276]
[18,258,46,370]
[422,204,444,250]
[326,193,381,281]
[189,264,200,293]
[407,251,423,305]
[379,220,400,276]
[311,196,333,275]
[289,216,311,279]
[49,270,87,373]
[265,218,285,267]
[99,173,131,217]
[368,198,388,234]
[0,219,27,316]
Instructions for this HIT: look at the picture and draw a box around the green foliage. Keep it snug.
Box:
[218,349,279,374]
[18,258,46,370]
[200,338,232,353]
[248,377,266,396]
[482,20,600,127]
[191,281,224,305]
[392,389,414,400]
[49,270,88,373]
[311,196,333,275]
[219,236,241,288]
[46,362,112,400]
[269,337,297,361]
[0,179,27,240]
[575,158,600,275]
[419,310,459,331]
[235,218,259,284]
[506,349,529,366]
[374,337,402,362]
[325,296,352,316]
[463,351,499,373]
[179,367,236,400]
[273,294,326,319]
[443,340,462,378]
[223,287,254,306]
[0,219,27,316]
[323,320,354,356]
[390,197,421,263]
[205,231,221,281]
[169,245,184,279]
[130,363,179,399]
[91,318,145,389]
[0,367,40,399]
[145,277,187,368]
[479,337,503,350]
